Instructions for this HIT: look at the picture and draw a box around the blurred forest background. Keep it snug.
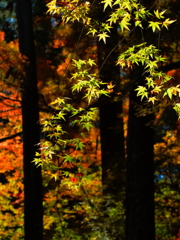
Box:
[0,0,180,240]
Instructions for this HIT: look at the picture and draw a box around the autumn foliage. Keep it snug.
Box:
[0,0,180,239]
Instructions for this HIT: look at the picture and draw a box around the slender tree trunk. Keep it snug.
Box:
[16,1,43,240]
[126,70,155,240]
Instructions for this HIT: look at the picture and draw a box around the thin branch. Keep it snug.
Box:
[0,107,21,113]
[0,95,21,103]
[98,26,136,74]
[0,132,23,143]
[38,94,49,108]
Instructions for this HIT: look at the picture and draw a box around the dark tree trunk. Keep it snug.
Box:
[96,4,125,196]
[99,98,125,196]
[125,0,156,238]
[16,1,43,240]
[126,71,155,240]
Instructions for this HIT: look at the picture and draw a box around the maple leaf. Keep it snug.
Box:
[101,0,113,11]
[154,10,166,19]
[107,81,115,93]
[69,177,78,183]
[148,97,157,104]
[148,21,161,32]
[97,32,110,43]
[163,18,176,29]
[87,59,96,66]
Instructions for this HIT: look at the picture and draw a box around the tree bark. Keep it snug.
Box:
[126,70,155,240]
[16,1,43,240]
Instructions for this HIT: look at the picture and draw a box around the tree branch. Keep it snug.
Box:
[0,95,21,103]
[0,132,22,143]
[162,61,180,72]
[0,107,21,113]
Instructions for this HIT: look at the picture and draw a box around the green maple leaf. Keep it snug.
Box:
[154,10,166,19]
[101,0,113,11]
[88,59,96,66]
[163,18,176,29]
[148,21,161,32]
[119,16,131,32]
[97,32,110,43]
[148,97,157,104]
